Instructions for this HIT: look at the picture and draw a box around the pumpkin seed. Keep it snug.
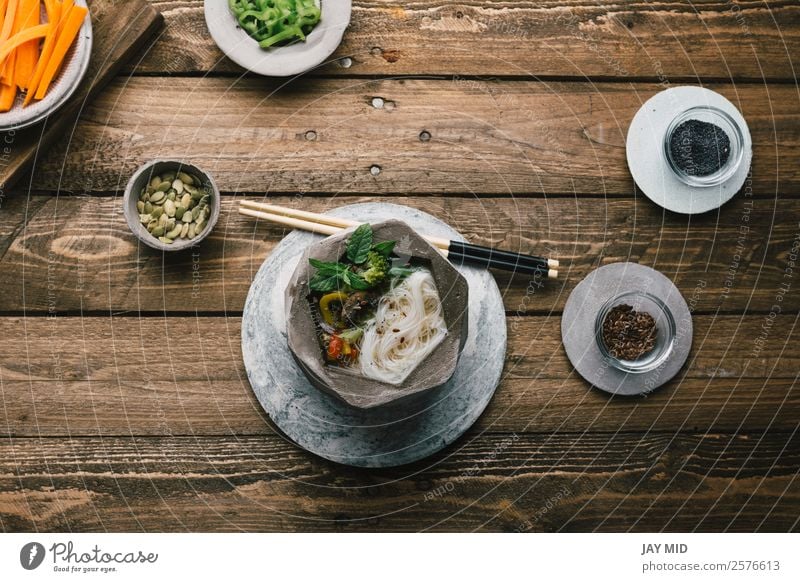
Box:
[158,236,173,244]
[184,184,198,195]
[158,213,169,228]
[150,206,163,219]
[190,189,203,202]
[180,193,191,208]
[150,191,165,203]
[180,223,189,238]
[156,181,171,192]
[162,171,176,182]
[149,176,162,189]
[195,216,206,232]
[191,206,202,221]
[164,200,176,217]
[166,224,183,239]
[182,210,192,223]
[172,179,184,194]
[187,223,196,239]
[175,206,186,220]
[139,213,152,224]
[177,172,194,185]
[151,225,165,237]
[136,201,145,213]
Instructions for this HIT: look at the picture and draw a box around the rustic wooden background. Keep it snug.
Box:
[1,0,799,532]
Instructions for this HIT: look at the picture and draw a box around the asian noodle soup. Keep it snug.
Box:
[306,224,447,385]
[359,270,447,385]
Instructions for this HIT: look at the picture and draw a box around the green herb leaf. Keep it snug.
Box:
[389,266,414,279]
[371,240,396,257]
[343,270,370,290]
[346,223,373,264]
[309,258,346,273]
[309,271,342,292]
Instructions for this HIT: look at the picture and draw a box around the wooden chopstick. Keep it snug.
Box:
[238,201,558,279]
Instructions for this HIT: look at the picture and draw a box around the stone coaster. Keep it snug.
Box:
[561,263,693,396]
[241,203,507,467]
[626,86,752,215]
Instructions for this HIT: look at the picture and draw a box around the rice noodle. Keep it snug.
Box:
[359,269,448,385]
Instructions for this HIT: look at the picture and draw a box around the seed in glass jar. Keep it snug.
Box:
[177,172,193,185]
[175,206,186,220]
[136,201,145,213]
[195,217,207,232]
[156,181,171,192]
[180,193,191,208]
[149,175,161,189]
[150,191,165,203]
[601,304,657,360]
[158,236,173,244]
[158,213,168,228]
[151,225,165,237]
[180,223,189,238]
[139,213,152,224]
[162,171,176,181]
[187,223,196,239]
[182,211,192,223]
[172,179,184,194]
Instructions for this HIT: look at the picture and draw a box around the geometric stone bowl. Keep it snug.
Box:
[285,219,469,410]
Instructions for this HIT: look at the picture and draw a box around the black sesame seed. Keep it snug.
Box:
[669,119,731,177]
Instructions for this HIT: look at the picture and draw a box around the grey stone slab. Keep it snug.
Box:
[241,203,506,467]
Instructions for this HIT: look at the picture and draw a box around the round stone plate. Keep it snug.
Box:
[241,203,507,468]
[561,262,693,396]
[0,0,92,131]
[204,0,351,77]
[626,86,752,215]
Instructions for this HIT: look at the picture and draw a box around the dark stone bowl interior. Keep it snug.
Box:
[286,219,469,410]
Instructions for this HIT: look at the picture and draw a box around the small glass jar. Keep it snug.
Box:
[663,105,744,187]
[595,291,676,374]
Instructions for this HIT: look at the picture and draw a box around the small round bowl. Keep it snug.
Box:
[123,160,220,252]
[204,0,352,77]
[594,290,676,374]
[663,105,745,188]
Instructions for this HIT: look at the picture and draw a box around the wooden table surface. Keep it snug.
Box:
[1,0,799,532]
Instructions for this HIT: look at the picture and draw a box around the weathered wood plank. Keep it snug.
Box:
[31,78,800,194]
[0,433,797,531]
[0,315,797,436]
[0,195,797,314]
[134,1,800,80]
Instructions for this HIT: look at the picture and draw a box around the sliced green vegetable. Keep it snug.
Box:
[228,0,321,49]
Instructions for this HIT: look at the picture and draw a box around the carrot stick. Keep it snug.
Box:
[23,0,58,105]
[0,0,18,82]
[0,81,15,111]
[0,22,47,64]
[14,0,39,89]
[33,3,84,100]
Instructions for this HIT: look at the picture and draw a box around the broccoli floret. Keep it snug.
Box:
[359,251,390,286]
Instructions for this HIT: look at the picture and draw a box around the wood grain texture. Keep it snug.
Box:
[0,432,797,532]
[0,0,163,192]
[0,315,797,437]
[0,195,797,314]
[29,78,800,195]
[133,1,800,80]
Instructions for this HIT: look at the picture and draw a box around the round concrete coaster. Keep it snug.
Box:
[561,263,693,396]
[626,86,752,215]
[241,203,506,468]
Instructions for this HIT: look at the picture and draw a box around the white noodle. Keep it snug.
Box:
[359,269,448,385]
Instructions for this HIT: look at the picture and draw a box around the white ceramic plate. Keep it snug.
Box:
[204,0,351,77]
[0,0,92,132]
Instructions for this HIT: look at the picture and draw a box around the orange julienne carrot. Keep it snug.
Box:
[34,2,84,100]
[14,0,40,90]
[23,0,58,105]
[0,0,19,83]
[0,81,15,111]
[0,22,47,64]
